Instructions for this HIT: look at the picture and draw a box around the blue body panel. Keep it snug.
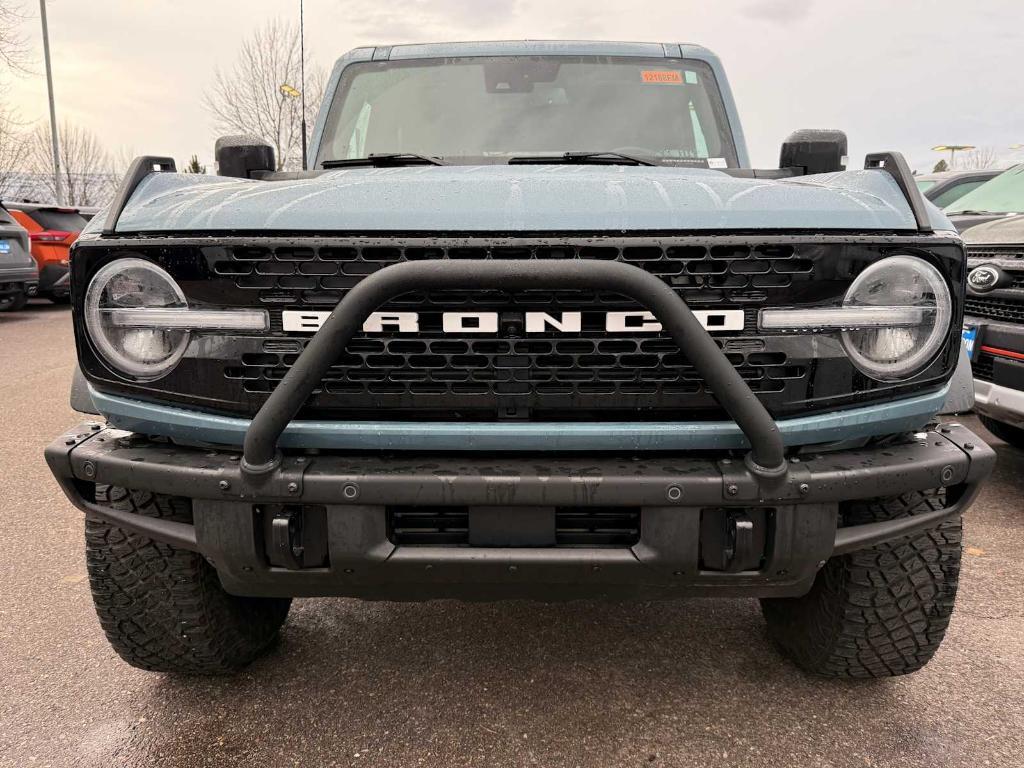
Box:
[92,386,948,452]
[115,165,931,234]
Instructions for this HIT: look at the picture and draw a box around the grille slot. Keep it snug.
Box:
[555,507,641,547]
[387,506,641,547]
[972,352,994,383]
[389,507,469,546]
[965,297,1024,324]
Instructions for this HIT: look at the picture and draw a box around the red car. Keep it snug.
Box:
[5,202,89,303]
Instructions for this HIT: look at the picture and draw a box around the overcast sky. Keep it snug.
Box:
[6,0,1023,173]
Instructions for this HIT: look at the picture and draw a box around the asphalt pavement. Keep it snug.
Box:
[1,302,1022,768]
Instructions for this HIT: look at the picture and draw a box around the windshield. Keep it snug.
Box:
[946,165,1024,214]
[315,56,738,167]
[915,179,936,192]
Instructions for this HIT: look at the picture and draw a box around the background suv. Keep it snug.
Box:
[5,202,89,303]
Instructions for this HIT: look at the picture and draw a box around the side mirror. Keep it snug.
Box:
[779,129,848,175]
[215,135,276,179]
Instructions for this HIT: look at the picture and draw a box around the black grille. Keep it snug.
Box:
[74,235,963,423]
[964,297,1024,324]
[555,508,641,547]
[387,506,641,547]
[972,352,994,383]
[967,247,1024,261]
[210,238,845,420]
[226,340,805,399]
[213,241,816,307]
[389,507,469,546]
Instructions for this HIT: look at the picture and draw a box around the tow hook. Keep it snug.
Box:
[270,509,306,570]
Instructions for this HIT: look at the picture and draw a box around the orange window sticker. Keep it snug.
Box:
[642,70,683,84]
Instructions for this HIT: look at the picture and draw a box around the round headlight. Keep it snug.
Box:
[84,258,189,381]
[841,255,951,381]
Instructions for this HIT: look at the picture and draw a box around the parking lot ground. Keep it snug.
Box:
[1,302,1023,768]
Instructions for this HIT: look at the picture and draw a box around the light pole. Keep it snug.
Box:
[39,0,62,204]
[280,0,308,170]
[932,144,975,169]
[299,0,307,170]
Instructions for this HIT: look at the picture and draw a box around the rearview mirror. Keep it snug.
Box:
[215,135,276,179]
[779,129,848,175]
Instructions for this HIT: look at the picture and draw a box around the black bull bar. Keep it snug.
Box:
[241,259,788,477]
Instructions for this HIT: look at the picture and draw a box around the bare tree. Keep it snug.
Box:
[0,1,30,73]
[0,102,28,195]
[204,19,325,171]
[27,121,117,205]
[955,146,1002,170]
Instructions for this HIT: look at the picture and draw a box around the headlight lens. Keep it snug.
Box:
[85,259,190,380]
[841,255,951,381]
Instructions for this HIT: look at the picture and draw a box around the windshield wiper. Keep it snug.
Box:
[947,209,1002,216]
[322,153,445,169]
[508,151,655,167]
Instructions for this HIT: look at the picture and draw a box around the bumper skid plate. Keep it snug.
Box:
[47,421,994,601]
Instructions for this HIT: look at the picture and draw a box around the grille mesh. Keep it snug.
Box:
[213,242,815,307]
[211,239,833,419]
[73,235,960,423]
[964,297,1024,324]
[972,352,994,383]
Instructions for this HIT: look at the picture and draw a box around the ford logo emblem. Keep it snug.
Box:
[968,265,1003,293]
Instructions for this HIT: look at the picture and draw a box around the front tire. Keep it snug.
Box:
[761,490,961,678]
[979,415,1024,451]
[85,486,291,674]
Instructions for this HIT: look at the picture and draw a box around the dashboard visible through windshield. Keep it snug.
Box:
[314,56,739,168]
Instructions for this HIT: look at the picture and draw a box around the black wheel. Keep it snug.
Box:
[979,415,1024,450]
[0,291,28,311]
[761,490,961,678]
[85,486,291,674]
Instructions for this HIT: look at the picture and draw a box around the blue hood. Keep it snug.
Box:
[109,165,945,234]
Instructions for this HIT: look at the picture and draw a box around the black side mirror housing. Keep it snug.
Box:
[215,135,276,179]
[779,129,848,175]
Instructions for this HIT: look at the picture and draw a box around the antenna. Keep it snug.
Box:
[300,0,307,171]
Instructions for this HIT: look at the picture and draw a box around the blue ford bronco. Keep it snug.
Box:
[46,41,994,676]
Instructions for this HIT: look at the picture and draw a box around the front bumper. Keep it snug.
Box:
[974,380,1024,428]
[965,317,1024,426]
[46,421,994,600]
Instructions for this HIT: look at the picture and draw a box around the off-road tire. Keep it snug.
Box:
[979,415,1024,451]
[85,486,291,674]
[761,489,961,678]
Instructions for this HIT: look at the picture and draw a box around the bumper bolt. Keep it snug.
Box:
[287,482,299,494]
[82,461,96,479]
[940,465,954,483]
[218,480,231,491]
[940,427,952,434]
[666,485,682,502]
[964,443,975,451]
[342,484,359,500]
[799,483,810,495]
[727,484,739,496]
[64,438,75,446]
